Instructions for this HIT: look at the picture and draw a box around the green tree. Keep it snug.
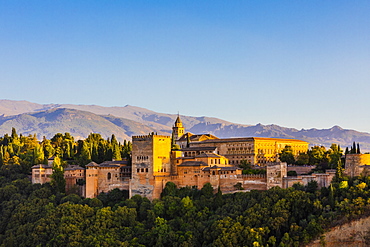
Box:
[50,156,66,193]
[296,152,309,166]
[201,183,214,198]
[279,146,295,165]
[305,180,318,193]
[76,140,91,166]
[11,127,18,140]
[161,182,178,197]
[122,140,132,165]
[308,146,327,166]
[112,144,122,161]
[33,143,45,165]
[41,137,55,159]
[328,144,343,169]
[0,146,3,166]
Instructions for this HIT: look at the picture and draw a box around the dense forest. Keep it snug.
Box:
[1,129,370,246]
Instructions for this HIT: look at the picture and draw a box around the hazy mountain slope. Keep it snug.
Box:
[188,123,370,151]
[1,99,370,151]
[0,100,239,130]
[58,104,239,132]
[0,108,133,141]
[102,115,170,136]
[0,99,48,116]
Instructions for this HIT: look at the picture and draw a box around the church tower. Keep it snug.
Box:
[172,114,185,141]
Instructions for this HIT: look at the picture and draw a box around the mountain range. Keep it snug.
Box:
[1,99,370,152]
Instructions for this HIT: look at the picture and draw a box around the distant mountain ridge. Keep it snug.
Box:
[1,99,370,151]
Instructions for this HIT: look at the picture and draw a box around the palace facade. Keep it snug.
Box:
[32,116,334,200]
[173,115,309,166]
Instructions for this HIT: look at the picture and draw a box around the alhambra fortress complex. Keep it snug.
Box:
[32,116,369,199]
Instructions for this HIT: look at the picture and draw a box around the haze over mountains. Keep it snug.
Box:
[1,99,370,151]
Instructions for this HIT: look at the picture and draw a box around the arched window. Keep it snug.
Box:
[107,172,111,180]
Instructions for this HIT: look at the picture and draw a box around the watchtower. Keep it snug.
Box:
[130,134,172,200]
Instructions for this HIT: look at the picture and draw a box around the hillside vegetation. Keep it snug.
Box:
[0,129,370,246]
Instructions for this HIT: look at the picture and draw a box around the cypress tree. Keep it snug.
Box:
[112,143,122,161]
[111,134,118,146]
[11,127,18,140]
[51,156,66,194]
[357,143,361,154]
[345,147,349,155]
[328,184,335,209]
[0,146,3,166]
[171,131,176,149]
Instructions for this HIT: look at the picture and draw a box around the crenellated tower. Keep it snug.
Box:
[130,134,172,200]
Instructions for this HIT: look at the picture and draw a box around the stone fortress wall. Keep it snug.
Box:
[32,116,338,200]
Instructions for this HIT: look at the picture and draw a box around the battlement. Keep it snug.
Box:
[133,134,171,141]
[239,174,266,179]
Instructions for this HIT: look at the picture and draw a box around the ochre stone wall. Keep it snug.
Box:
[266,162,287,189]
[86,165,99,198]
[64,167,85,197]
[287,165,315,175]
[31,165,52,184]
[130,135,172,200]
[282,170,336,189]
[345,154,370,177]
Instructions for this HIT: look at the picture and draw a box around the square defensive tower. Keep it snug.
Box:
[130,134,172,200]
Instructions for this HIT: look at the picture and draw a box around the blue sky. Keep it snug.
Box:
[1,1,370,132]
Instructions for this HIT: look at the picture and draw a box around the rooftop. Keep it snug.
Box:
[191,137,308,144]
[180,146,217,152]
[195,153,222,158]
[65,165,85,171]
[202,165,241,171]
[178,161,208,167]
[178,133,219,142]
[100,160,128,166]
[31,164,52,169]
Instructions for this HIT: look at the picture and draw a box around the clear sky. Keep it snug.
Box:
[1,1,370,132]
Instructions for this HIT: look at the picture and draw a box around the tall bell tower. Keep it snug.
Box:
[172,114,185,141]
